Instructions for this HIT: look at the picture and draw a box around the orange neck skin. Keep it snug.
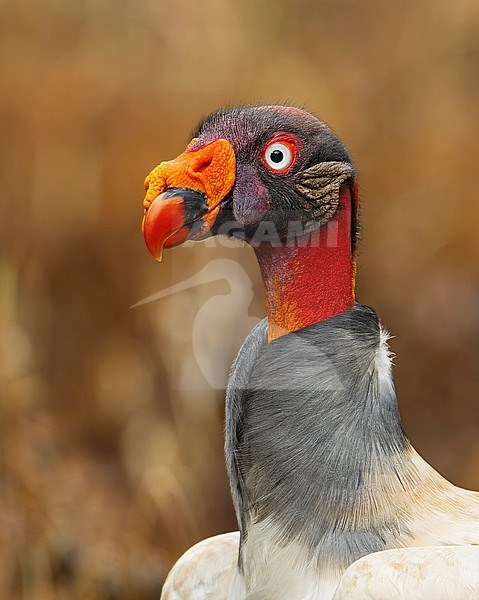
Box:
[254,187,356,342]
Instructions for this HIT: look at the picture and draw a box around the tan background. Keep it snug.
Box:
[1,0,478,597]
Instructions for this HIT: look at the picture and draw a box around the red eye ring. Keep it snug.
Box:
[262,136,298,174]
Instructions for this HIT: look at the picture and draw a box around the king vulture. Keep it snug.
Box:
[141,105,479,599]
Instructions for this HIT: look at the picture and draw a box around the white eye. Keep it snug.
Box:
[263,141,295,172]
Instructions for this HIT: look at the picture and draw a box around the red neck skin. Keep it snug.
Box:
[254,186,356,342]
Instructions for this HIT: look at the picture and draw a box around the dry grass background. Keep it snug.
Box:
[1,0,478,597]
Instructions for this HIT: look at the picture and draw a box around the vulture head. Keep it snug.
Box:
[142,105,359,339]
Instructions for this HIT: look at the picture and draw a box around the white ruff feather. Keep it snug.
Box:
[375,326,394,383]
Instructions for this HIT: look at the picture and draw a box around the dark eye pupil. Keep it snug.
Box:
[270,149,284,163]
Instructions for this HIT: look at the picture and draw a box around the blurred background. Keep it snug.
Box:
[1,0,478,597]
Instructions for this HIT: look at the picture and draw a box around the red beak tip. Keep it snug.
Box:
[143,231,165,262]
[142,192,190,263]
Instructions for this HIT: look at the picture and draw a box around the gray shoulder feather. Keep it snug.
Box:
[225,318,268,537]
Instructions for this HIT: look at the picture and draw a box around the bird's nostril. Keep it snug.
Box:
[195,159,212,174]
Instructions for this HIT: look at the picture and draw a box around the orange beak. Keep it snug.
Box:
[142,139,236,260]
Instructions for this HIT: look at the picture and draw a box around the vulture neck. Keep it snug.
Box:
[254,187,356,342]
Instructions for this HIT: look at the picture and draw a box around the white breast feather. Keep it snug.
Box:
[333,546,479,599]
[236,517,340,600]
[160,532,239,600]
